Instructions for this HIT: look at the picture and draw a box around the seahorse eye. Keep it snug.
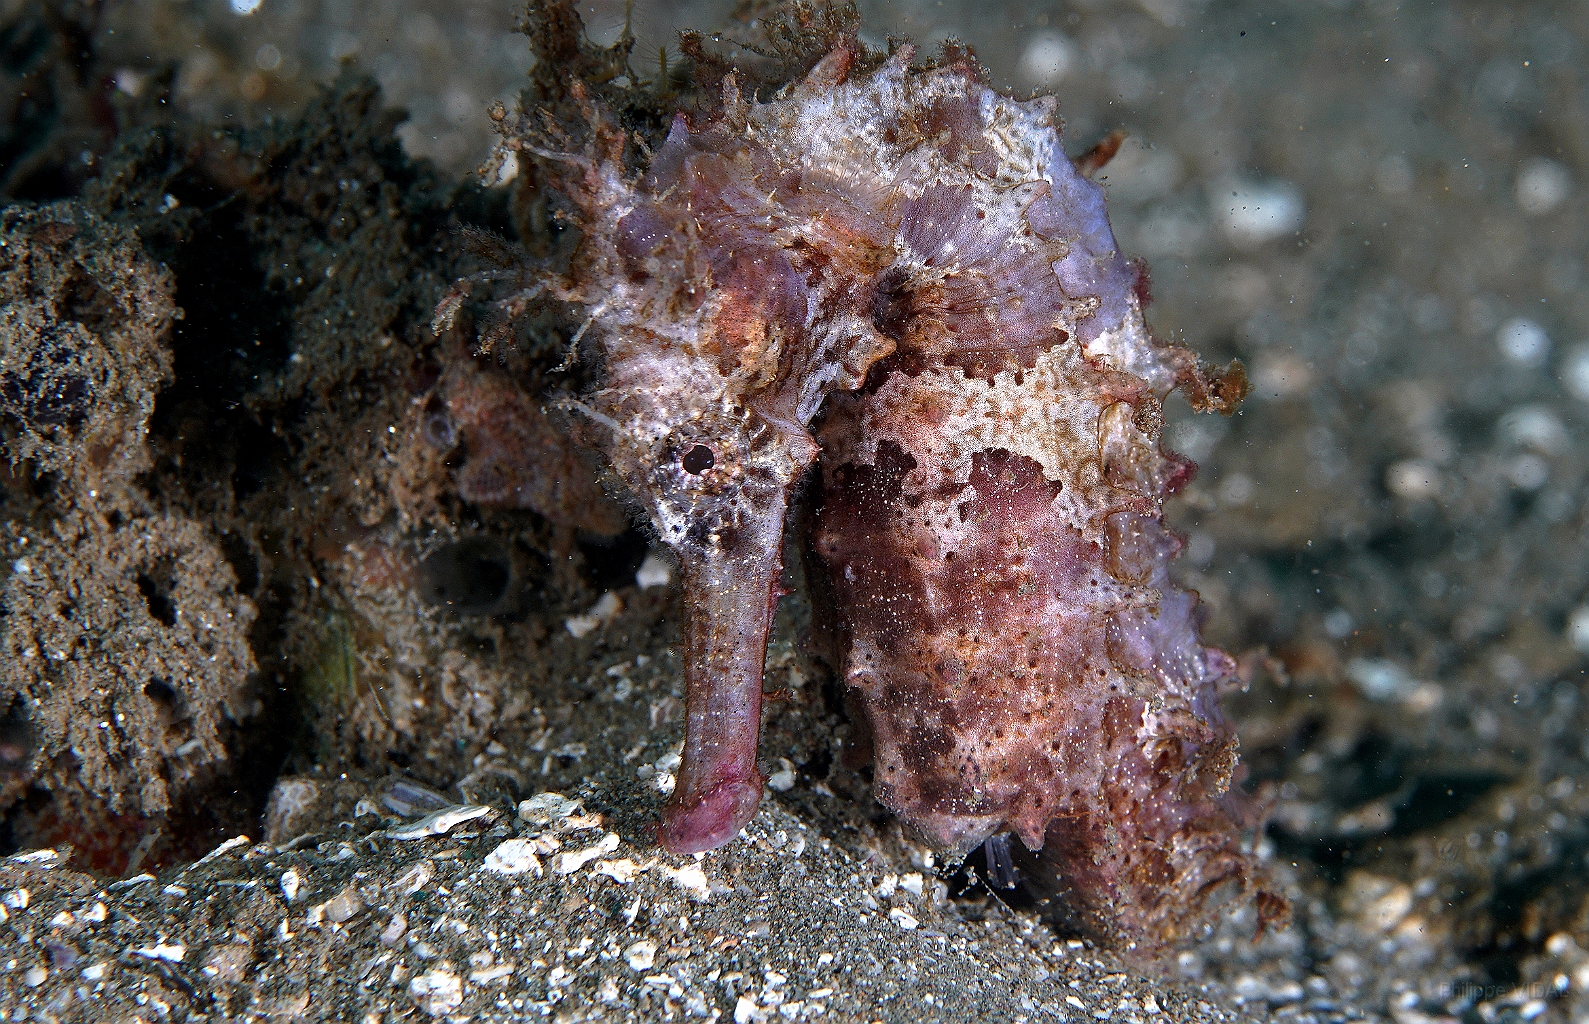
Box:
[681,444,715,474]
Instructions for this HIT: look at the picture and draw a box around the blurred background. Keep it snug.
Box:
[5,0,1589,1016]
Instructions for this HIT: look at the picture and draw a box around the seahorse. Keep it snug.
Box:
[496,26,1279,948]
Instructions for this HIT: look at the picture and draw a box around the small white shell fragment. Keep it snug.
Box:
[380,913,408,945]
[195,835,251,864]
[483,839,543,876]
[81,963,107,981]
[409,967,464,1015]
[388,804,496,839]
[280,868,302,902]
[49,910,74,928]
[658,862,711,901]
[393,860,435,895]
[133,943,186,963]
[553,833,620,875]
[565,591,622,637]
[469,963,515,984]
[766,765,797,792]
[323,888,363,923]
[3,887,30,910]
[11,848,61,867]
[517,792,581,825]
[900,872,924,896]
[593,858,640,884]
[23,965,46,987]
[635,553,672,589]
[889,907,919,930]
[82,902,107,923]
[626,939,658,971]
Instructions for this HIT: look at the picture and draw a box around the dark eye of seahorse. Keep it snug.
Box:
[681,444,715,474]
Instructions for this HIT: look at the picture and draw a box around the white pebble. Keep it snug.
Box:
[132,943,185,963]
[388,803,495,839]
[483,839,542,876]
[1017,33,1076,86]
[659,862,713,900]
[518,791,581,825]
[1516,158,1572,216]
[280,868,301,902]
[1497,318,1550,367]
[1567,606,1589,655]
[1347,658,1415,702]
[1385,460,1441,501]
[381,913,408,945]
[1497,405,1567,454]
[323,889,362,924]
[409,968,463,1015]
[635,553,672,589]
[1506,453,1550,490]
[1562,344,1589,403]
[553,833,621,875]
[566,592,622,637]
[889,907,920,930]
[626,939,658,971]
[594,858,641,884]
[23,965,46,987]
[1216,179,1305,246]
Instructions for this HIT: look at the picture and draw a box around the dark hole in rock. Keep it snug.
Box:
[1387,772,1509,837]
[218,531,261,594]
[578,527,649,594]
[144,678,180,709]
[136,571,178,626]
[59,271,120,336]
[417,536,514,615]
[230,416,283,501]
[420,394,456,450]
[0,326,96,428]
[0,701,31,775]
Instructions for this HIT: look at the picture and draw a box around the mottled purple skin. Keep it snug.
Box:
[509,36,1275,946]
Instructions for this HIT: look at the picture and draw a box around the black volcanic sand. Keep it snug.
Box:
[1,1,1587,1022]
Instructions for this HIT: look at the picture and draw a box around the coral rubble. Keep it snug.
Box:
[0,202,256,816]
